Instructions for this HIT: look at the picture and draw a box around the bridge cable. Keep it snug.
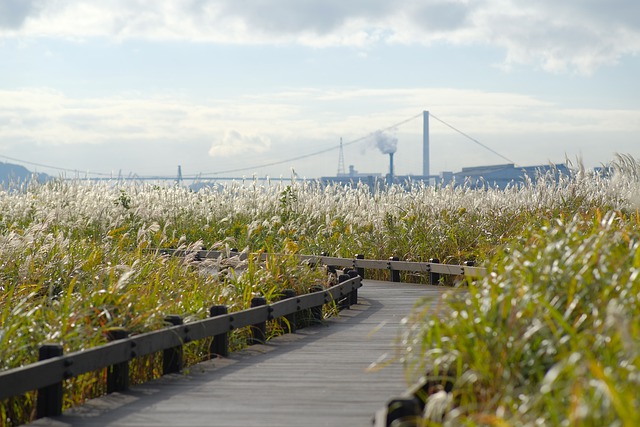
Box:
[0,154,114,176]
[428,112,517,165]
[189,112,423,177]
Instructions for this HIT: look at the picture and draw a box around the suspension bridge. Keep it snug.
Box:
[1,111,515,184]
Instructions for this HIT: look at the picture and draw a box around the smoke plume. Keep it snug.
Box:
[371,131,397,154]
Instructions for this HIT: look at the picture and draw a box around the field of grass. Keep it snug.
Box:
[400,158,640,426]
[1,155,639,426]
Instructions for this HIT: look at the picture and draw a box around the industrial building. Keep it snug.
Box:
[438,163,571,189]
[321,111,573,189]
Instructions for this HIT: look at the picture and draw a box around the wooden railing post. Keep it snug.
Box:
[249,297,267,345]
[346,269,359,305]
[429,258,440,285]
[355,254,365,279]
[280,289,297,333]
[385,397,421,426]
[338,274,351,309]
[389,256,400,282]
[105,328,129,394]
[209,305,229,357]
[36,344,64,419]
[163,315,184,375]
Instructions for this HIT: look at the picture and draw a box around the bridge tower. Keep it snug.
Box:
[423,111,430,178]
[337,138,345,176]
[176,165,183,185]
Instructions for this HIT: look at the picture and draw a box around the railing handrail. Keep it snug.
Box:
[156,249,487,278]
[0,276,361,402]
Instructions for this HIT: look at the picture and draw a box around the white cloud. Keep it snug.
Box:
[0,0,44,29]
[2,1,639,73]
[475,1,640,74]
[0,86,637,177]
[1,86,638,151]
[209,130,271,157]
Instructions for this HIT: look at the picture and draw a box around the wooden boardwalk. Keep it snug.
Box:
[27,280,449,427]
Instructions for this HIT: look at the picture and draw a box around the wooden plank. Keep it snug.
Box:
[25,280,449,427]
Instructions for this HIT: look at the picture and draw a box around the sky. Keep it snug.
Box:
[1,0,639,180]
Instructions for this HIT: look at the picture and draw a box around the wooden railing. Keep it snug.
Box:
[0,274,361,419]
[159,248,486,283]
[0,250,486,423]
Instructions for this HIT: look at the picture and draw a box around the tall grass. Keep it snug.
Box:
[0,155,639,426]
[400,156,640,426]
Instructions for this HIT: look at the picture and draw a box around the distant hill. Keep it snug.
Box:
[0,162,51,188]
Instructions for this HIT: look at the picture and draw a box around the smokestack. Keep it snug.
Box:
[388,152,394,186]
[423,110,430,177]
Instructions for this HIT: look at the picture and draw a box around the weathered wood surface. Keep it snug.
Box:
[27,280,449,427]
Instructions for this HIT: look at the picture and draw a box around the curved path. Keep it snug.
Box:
[28,281,449,427]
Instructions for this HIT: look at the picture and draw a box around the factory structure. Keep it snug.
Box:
[321,111,570,189]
